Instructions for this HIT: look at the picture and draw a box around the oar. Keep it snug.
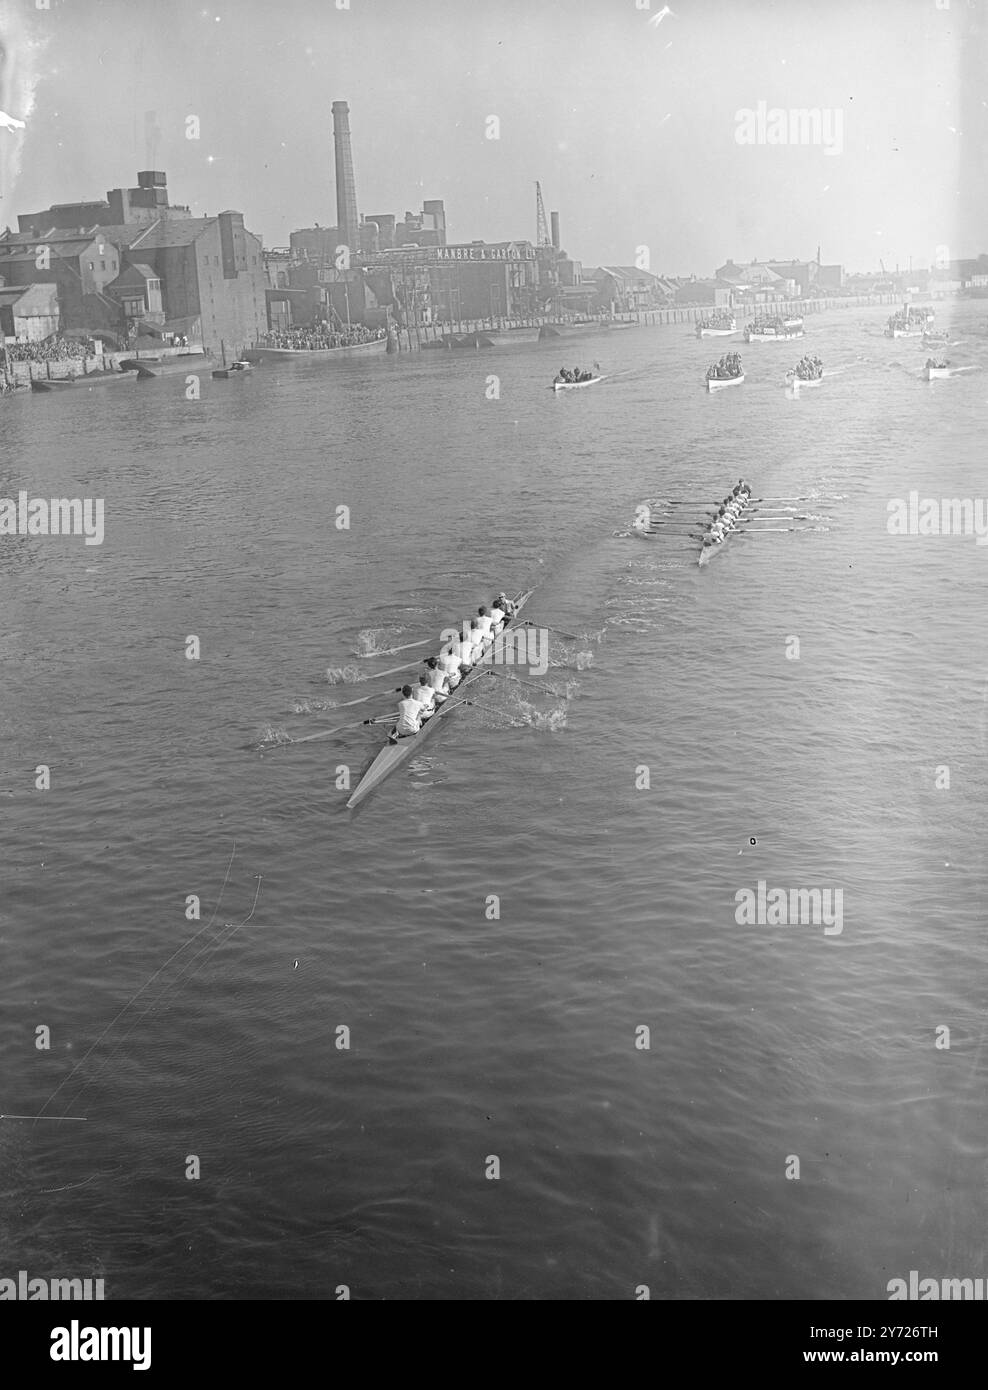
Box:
[459,692,525,725]
[648,507,821,524]
[327,659,427,707]
[354,638,430,659]
[655,495,822,506]
[516,619,583,642]
[489,669,550,694]
[257,710,394,749]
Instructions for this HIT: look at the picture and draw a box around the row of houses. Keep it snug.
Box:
[561,254,988,316]
[0,171,268,354]
[3,169,985,347]
[563,258,848,316]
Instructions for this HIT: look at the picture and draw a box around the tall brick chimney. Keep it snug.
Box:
[332,101,360,256]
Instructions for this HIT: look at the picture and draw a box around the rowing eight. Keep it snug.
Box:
[346,590,534,808]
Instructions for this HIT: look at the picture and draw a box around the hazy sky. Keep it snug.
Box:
[0,0,984,274]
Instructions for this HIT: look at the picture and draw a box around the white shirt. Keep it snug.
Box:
[424,667,446,692]
[414,684,436,713]
[438,651,460,685]
[456,638,475,667]
[489,605,505,629]
[394,696,422,737]
[475,614,494,639]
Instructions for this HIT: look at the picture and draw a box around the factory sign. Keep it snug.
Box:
[436,242,535,262]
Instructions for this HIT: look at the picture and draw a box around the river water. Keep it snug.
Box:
[2,302,986,1299]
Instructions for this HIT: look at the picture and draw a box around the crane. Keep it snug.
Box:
[535,181,552,249]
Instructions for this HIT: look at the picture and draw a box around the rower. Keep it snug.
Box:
[466,616,487,662]
[413,674,438,720]
[437,644,462,690]
[475,605,494,640]
[489,597,506,633]
[496,591,516,620]
[455,628,476,673]
[388,685,423,743]
[422,656,449,704]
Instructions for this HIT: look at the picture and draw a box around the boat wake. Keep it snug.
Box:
[325,664,366,685]
[354,627,408,657]
[510,699,568,732]
[291,697,337,714]
[254,724,294,747]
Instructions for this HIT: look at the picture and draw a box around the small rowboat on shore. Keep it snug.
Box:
[706,372,744,392]
[346,590,534,809]
[552,374,605,391]
[212,360,254,379]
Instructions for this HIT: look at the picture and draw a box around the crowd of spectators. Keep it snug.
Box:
[4,335,100,363]
[259,324,388,351]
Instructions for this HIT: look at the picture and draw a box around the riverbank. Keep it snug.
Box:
[390,294,899,349]
[1,294,903,393]
[2,345,213,393]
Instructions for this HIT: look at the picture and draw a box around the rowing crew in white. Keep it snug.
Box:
[700,479,752,553]
[389,592,517,743]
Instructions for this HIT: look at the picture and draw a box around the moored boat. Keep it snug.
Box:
[251,337,388,362]
[213,359,254,379]
[346,591,535,808]
[695,314,737,338]
[924,362,950,380]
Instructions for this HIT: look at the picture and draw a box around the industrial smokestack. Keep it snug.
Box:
[550,211,560,251]
[332,100,360,256]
